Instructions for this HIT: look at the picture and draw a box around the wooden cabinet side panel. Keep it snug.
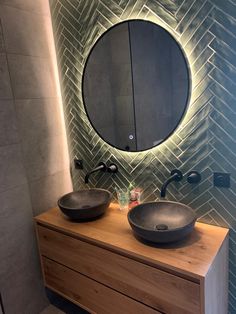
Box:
[42,257,161,314]
[37,225,201,314]
[202,236,229,314]
[35,222,46,285]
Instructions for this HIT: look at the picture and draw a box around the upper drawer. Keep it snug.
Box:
[37,224,200,314]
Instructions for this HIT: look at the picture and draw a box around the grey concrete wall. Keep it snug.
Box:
[0,1,72,313]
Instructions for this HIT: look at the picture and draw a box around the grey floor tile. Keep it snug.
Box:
[40,305,65,314]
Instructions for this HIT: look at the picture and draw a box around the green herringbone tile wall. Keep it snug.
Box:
[50,1,236,311]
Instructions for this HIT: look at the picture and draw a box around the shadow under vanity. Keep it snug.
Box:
[35,19,229,314]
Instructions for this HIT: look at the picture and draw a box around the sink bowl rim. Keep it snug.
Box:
[58,188,112,211]
[128,200,197,232]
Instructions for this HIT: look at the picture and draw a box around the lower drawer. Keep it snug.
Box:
[42,257,160,314]
[38,225,200,314]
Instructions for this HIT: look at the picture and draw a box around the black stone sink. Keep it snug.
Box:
[128,201,197,243]
[58,188,112,220]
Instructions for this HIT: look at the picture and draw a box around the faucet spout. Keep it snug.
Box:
[160,169,183,198]
[85,162,107,184]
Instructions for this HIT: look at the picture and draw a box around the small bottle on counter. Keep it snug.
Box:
[129,187,142,209]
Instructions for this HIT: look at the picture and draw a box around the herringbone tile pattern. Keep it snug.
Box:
[50,0,236,311]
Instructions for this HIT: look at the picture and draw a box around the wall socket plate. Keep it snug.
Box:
[213,172,230,188]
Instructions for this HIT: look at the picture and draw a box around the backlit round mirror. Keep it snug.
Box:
[82,20,191,152]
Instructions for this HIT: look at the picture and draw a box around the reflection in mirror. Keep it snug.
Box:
[83,20,190,152]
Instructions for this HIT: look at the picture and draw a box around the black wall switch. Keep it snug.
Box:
[213,172,230,188]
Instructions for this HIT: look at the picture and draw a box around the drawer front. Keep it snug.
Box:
[43,257,160,314]
[38,225,200,314]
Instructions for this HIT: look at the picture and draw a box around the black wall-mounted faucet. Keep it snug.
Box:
[84,162,118,184]
[160,169,183,198]
[84,162,106,184]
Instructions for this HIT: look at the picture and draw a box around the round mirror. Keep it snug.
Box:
[82,20,191,152]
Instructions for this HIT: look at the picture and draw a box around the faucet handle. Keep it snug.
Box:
[170,169,183,181]
[107,163,118,173]
[187,171,201,183]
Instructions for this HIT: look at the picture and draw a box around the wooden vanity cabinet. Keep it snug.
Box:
[35,204,229,314]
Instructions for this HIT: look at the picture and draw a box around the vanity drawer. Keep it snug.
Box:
[37,225,200,314]
[43,257,160,314]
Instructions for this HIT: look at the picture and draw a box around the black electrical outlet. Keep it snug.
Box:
[213,172,230,188]
[74,159,83,170]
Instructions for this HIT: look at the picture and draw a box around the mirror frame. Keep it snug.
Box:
[82,19,192,152]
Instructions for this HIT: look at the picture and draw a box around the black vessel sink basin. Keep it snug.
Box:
[128,201,197,243]
[58,188,112,220]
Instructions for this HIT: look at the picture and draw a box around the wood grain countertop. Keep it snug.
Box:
[35,203,229,282]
